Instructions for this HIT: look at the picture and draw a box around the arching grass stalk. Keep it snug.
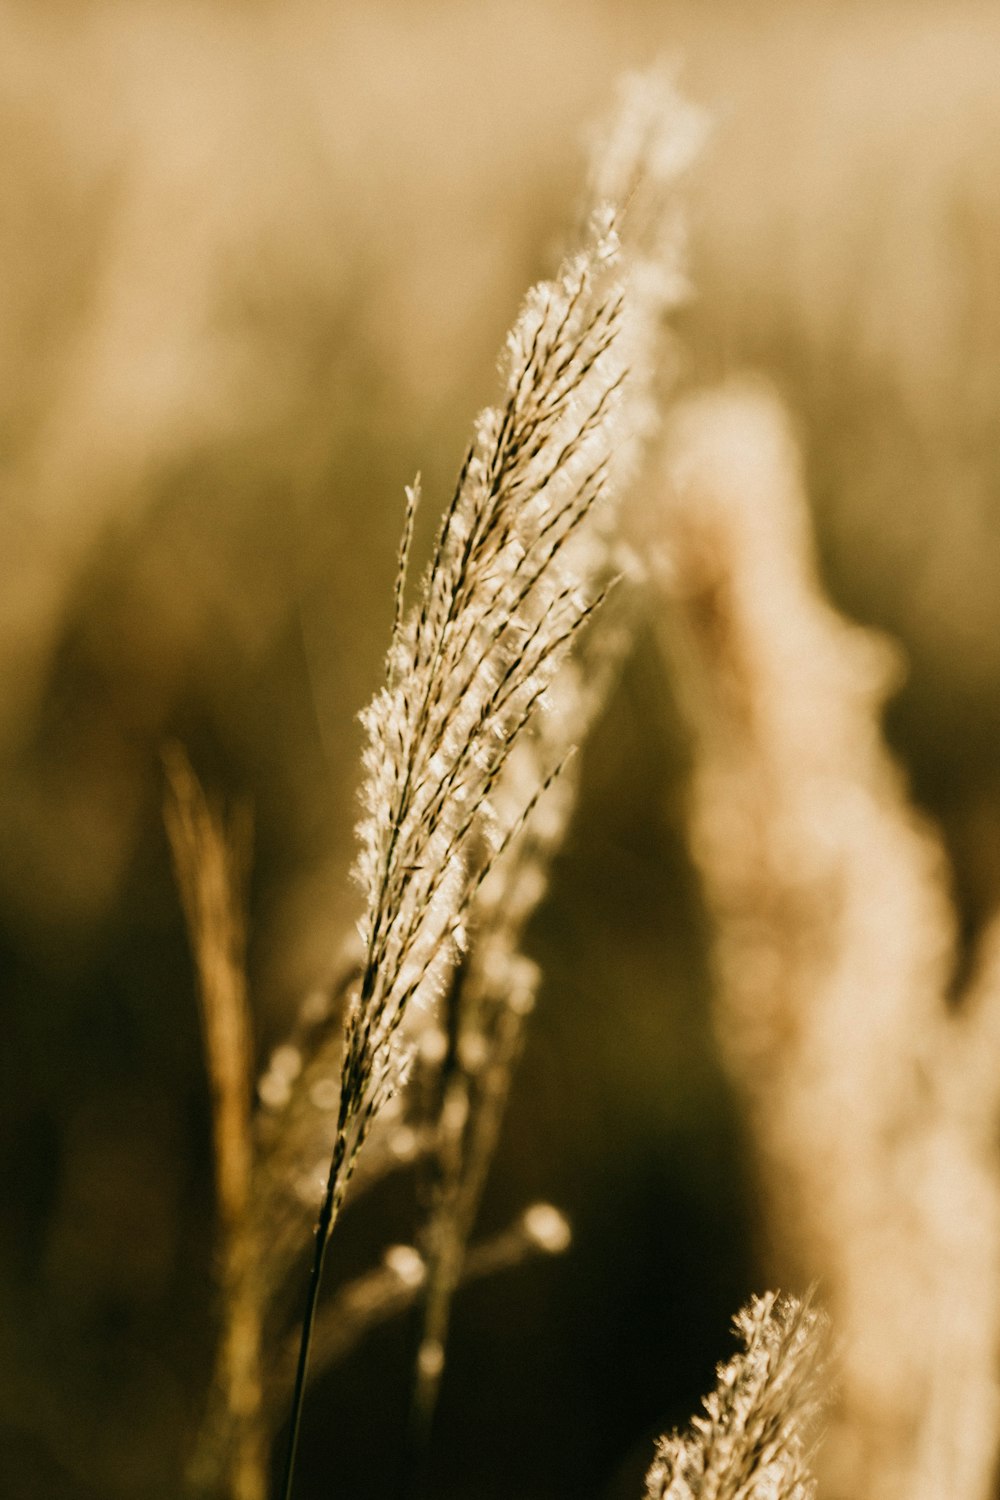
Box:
[279,202,631,1498]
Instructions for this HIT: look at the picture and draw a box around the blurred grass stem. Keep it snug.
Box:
[163,747,264,1500]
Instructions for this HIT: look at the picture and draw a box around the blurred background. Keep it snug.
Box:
[2,1,999,1496]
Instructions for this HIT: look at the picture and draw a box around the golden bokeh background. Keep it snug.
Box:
[2,2,999,1497]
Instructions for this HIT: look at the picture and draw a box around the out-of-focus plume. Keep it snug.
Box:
[654,379,1000,1500]
[586,59,707,433]
[644,1291,827,1500]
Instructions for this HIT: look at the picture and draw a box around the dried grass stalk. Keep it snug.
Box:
[163,745,264,1500]
[407,62,708,1443]
[280,128,639,1500]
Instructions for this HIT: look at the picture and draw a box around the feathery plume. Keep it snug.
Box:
[644,1292,827,1500]
[280,129,640,1500]
[343,214,627,1197]
[408,62,707,1441]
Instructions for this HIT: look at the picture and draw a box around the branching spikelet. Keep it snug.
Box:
[645,1292,827,1500]
[341,210,630,1211]
[408,636,622,1431]
[266,1201,570,1419]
